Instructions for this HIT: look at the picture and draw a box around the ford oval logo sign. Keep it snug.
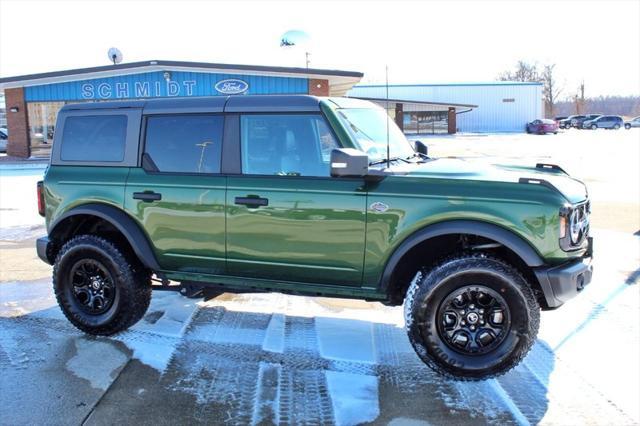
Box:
[214,79,249,95]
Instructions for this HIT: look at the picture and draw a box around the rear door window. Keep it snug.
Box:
[144,115,224,174]
[60,115,127,162]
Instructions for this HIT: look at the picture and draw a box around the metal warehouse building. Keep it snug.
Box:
[348,82,543,133]
[0,60,363,158]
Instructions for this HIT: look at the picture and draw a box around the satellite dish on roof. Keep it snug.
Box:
[280,30,312,68]
[107,47,123,65]
[280,30,310,48]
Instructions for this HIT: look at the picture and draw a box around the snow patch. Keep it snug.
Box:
[262,313,285,353]
[325,370,380,426]
[316,317,376,364]
[115,291,198,372]
[65,338,128,390]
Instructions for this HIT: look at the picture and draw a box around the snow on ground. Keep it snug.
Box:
[0,165,47,239]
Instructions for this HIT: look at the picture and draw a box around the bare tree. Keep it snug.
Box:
[498,60,541,82]
[542,64,563,118]
[574,81,585,114]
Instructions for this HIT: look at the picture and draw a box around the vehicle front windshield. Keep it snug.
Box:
[335,108,415,163]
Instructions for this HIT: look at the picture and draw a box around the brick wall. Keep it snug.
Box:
[308,79,329,96]
[5,87,30,157]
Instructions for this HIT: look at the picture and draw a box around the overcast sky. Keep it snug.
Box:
[1,0,639,98]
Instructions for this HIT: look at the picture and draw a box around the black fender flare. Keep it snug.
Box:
[379,220,545,292]
[49,203,160,270]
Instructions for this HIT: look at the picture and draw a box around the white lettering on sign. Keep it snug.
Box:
[116,83,129,98]
[167,81,180,96]
[98,83,111,98]
[77,78,210,99]
[135,82,150,97]
[81,83,94,99]
[183,80,196,96]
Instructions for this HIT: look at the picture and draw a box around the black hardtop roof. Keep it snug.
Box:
[58,95,380,114]
[59,95,327,113]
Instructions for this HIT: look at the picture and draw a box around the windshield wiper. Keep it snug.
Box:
[369,156,408,166]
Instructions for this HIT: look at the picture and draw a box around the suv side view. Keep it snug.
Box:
[583,115,623,129]
[36,95,593,380]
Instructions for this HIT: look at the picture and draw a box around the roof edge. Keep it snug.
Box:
[0,59,363,85]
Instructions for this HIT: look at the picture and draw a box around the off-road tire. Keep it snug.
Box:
[404,253,540,381]
[53,235,152,335]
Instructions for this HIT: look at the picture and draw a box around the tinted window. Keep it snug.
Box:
[145,115,223,173]
[240,114,339,177]
[61,115,127,162]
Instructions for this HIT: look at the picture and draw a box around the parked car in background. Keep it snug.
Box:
[526,119,558,134]
[554,116,568,125]
[624,116,640,129]
[583,115,624,130]
[574,114,601,129]
[0,127,8,153]
[559,115,585,129]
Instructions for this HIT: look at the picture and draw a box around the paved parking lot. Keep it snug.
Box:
[1,129,639,425]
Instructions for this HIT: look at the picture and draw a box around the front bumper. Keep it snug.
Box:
[36,236,54,265]
[534,252,593,309]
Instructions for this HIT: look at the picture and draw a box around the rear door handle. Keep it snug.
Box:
[234,196,269,208]
[133,191,162,202]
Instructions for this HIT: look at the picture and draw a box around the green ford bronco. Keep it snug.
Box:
[36,95,592,380]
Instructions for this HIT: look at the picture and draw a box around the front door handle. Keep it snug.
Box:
[133,191,162,202]
[235,196,269,208]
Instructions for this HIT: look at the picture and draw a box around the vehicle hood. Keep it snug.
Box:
[403,158,588,204]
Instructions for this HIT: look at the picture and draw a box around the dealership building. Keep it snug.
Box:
[348,82,543,134]
[0,60,542,158]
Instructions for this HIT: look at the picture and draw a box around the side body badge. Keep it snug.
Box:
[370,202,389,213]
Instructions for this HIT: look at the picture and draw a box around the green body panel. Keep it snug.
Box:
[43,98,590,301]
[44,166,129,231]
[124,168,226,275]
[226,176,366,286]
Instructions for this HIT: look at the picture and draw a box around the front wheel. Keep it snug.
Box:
[591,124,597,130]
[53,235,151,335]
[404,254,540,380]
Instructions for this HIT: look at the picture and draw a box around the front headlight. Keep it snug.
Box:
[560,202,590,250]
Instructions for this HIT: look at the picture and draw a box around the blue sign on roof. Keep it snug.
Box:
[24,70,308,102]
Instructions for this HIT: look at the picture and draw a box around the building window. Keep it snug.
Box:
[27,102,65,157]
[403,111,448,134]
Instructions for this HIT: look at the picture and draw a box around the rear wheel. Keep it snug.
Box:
[625,123,631,129]
[53,235,151,335]
[404,254,540,380]
[614,123,620,130]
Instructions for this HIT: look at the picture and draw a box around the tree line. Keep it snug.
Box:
[498,60,640,118]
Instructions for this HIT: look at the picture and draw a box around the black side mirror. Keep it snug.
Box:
[414,140,428,156]
[330,148,369,177]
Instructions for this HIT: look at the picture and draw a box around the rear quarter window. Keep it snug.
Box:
[60,115,127,162]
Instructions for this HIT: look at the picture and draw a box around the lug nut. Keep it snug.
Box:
[480,320,485,325]
[460,310,465,315]
[461,320,466,325]
[469,304,475,309]
[470,325,476,331]
[479,309,484,314]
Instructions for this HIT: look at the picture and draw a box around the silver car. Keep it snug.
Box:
[0,128,7,153]
[582,115,624,130]
[624,116,640,129]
